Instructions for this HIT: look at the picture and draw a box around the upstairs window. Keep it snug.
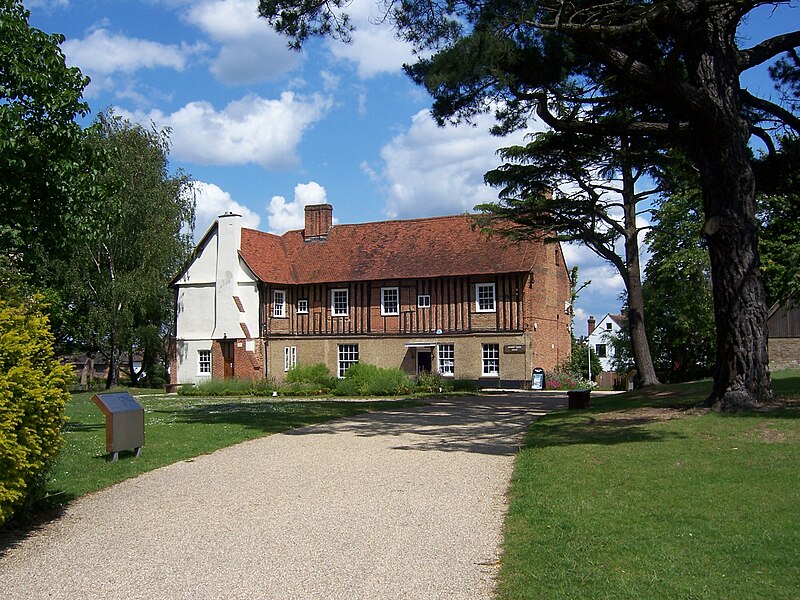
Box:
[595,344,607,358]
[606,322,613,330]
[418,294,431,309]
[381,287,399,316]
[272,290,286,317]
[297,299,308,314]
[332,288,349,316]
[475,283,496,312]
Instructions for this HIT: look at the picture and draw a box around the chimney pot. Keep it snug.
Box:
[588,315,596,337]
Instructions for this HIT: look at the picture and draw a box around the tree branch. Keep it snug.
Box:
[741,89,800,132]
[738,30,800,71]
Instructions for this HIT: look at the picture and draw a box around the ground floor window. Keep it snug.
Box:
[198,349,211,374]
[284,346,297,371]
[438,344,455,376]
[338,344,359,378]
[482,344,500,376]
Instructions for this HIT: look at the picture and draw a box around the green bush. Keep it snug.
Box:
[285,363,336,390]
[416,371,448,393]
[0,297,70,527]
[335,363,414,396]
[179,378,275,397]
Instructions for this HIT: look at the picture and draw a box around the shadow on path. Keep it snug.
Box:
[285,393,568,456]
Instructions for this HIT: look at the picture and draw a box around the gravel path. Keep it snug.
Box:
[0,393,565,599]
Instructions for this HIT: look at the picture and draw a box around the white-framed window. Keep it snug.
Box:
[272,289,286,317]
[338,344,359,378]
[297,299,309,314]
[418,294,431,308]
[284,346,297,371]
[438,344,455,376]
[332,288,349,316]
[198,349,212,375]
[381,287,399,316]
[482,343,500,376]
[606,322,613,330]
[475,283,496,312]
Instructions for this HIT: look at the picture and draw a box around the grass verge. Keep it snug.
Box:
[45,390,423,506]
[498,370,800,599]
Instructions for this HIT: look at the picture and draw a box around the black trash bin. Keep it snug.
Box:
[567,388,591,409]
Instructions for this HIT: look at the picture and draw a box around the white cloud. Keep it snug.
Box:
[26,0,69,9]
[121,92,331,168]
[266,181,329,233]
[325,0,416,78]
[62,28,195,75]
[183,0,302,84]
[371,109,539,219]
[192,181,261,240]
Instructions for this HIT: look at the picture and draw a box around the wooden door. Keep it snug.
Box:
[221,341,235,379]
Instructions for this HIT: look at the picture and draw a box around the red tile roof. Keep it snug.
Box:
[240,214,548,285]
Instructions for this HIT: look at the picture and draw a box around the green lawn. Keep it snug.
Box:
[46,390,422,505]
[498,370,800,600]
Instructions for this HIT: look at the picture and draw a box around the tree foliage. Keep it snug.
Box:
[0,0,98,273]
[642,175,716,382]
[0,262,70,527]
[61,113,195,388]
[754,137,800,307]
[258,0,800,409]
[478,132,661,385]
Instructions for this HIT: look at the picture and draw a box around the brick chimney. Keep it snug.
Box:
[304,204,333,241]
[588,315,596,337]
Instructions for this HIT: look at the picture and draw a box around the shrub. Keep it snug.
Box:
[545,370,594,390]
[0,297,70,527]
[416,371,448,393]
[335,363,414,396]
[285,363,336,390]
[179,378,275,397]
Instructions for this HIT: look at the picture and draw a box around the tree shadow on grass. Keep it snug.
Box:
[160,399,426,437]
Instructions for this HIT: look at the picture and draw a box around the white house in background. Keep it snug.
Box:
[587,313,626,372]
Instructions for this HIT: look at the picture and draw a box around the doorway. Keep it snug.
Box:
[221,341,235,379]
[417,350,432,375]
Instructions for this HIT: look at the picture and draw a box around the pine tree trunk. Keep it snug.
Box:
[685,17,772,410]
[621,159,659,386]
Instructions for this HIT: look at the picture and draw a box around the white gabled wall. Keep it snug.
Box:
[588,314,622,372]
[174,212,261,384]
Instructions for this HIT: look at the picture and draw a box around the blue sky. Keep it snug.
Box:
[27,0,797,331]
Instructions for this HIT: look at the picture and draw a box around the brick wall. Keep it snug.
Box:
[769,338,800,370]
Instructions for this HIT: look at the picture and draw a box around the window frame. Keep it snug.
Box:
[272,289,286,318]
[337,344,359,378]
[284,346,297,371]
[297,299,309,314]
[198,349,212,375]
[438,344,455,377]
[417,294,431,309]
[331,288,349,317]
[595,344,607,358]
[481,343,500,377]
[381,286,400,316]
[475,282,496,313]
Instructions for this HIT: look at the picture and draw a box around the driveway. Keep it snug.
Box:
[0,392,566,599]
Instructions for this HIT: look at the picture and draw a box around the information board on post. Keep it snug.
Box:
[91,392,145,462]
